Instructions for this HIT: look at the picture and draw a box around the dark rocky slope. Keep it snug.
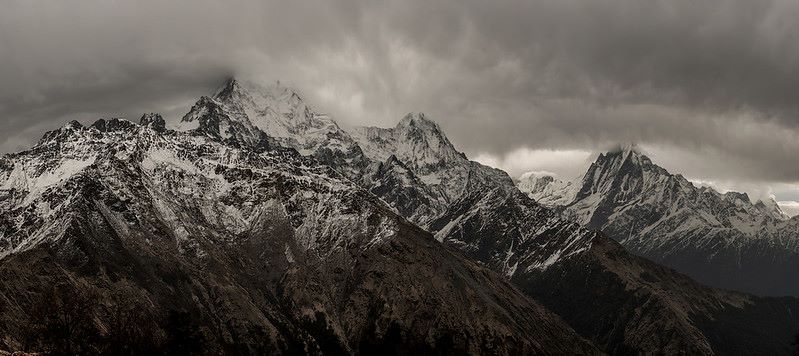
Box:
[431,187,799,355]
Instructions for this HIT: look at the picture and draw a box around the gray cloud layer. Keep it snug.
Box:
[2,0,799,192]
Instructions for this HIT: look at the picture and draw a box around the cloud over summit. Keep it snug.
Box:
[2,0,798,195]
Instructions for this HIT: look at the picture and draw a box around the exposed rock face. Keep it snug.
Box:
[430,187,597,279]
[361,155,444,223]
[518,145,799,296]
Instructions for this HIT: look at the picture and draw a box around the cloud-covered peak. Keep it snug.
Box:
[609,143,640,154]
[214,78,304,110]
[398,112,436,127]
[395,112,450,142]
[392,112,464,163]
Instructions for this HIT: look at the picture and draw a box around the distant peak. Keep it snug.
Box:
[575,143,666,198]
[384,111,467,168]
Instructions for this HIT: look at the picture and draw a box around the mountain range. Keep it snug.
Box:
[1,79,798,355]
[518,144,799,296]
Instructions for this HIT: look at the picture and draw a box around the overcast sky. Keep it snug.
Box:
[2,0,799,213]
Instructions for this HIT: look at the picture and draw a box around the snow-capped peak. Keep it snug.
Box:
[179,78,360,156]
[350,112,465,166]
[518,143,799,290]
[390,112,466,171]
[397,112,441,131]
[597,143,655,168]
[754,196,790,220]
[214,78,306,114]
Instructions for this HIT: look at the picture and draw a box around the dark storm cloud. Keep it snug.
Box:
[2,0,799,187]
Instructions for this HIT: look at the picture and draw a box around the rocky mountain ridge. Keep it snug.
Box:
[0,111,599,354]
[518,144,799,296]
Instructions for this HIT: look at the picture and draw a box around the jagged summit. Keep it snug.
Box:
[515,144,662,210]
[589,145,786,220]
[395,114,465,167]
[396,112,464,160]
[352,112,466,167]
[184,78,467,179]
[573,146,657,210]
[571,145,790,226]
[179,77,357,156]
[349,111,516,226]
[177,79,502,226]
